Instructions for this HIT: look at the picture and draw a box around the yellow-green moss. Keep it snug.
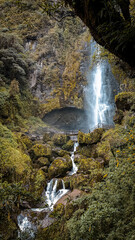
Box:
[78,158,101,174]
[52,133,69,146]
[115,92,134,111]
[0,123,32,180]
[78,128,104,145]
[62,140,74,151]
[30,143,52,158]
[48,157,72,178]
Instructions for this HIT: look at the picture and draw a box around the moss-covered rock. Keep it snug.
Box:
[50,203,65,218]
[52,134,69,146]
[115,92,134,111]
[101,125,127,148]
[48,156,72,178]
[70,174,89,190]
[78,128,104,145]
[43,132,52,143]
[62,140,74,151]
[78,158,101,174]
[30,143,52,159]
[96,141,113,164]
[37,157,50,167]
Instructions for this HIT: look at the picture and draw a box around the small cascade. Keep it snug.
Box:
[45,179,69,210]
[69,142,79,175]
[17,214,36,239]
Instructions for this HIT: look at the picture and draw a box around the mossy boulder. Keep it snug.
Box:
[58,149,70,157]
[50,203,65,218]
[48,156,72,178]
[30,143,52,160]
[96,141,113,164]
[37,157,50,167]
[62,140,74,151]
[70,174,89,190]
[78,158,101,174]
[101,125,127,148]
[43,132,52,143]
[52,133,69,146]
[77,144,97,158]
[78,128,104,145]
[115,92,134,111]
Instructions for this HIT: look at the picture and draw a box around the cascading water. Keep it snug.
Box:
[69,142,79,175]
[85,40,119,131]
[45,142,79,209]
[45,179,69,210]
[17,214,36,239]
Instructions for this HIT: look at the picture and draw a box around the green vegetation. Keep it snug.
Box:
[0,1,135,240]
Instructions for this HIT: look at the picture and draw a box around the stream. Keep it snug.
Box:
[17,141,78,239]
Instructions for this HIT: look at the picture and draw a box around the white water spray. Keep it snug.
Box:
[45,179,69,210]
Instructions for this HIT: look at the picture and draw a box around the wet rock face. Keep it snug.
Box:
[43,107,88,131]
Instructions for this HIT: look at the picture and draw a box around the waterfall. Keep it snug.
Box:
[69,142,79,175]
[45,179,69,210]
[17,214,36,239]
[85,40,119,131]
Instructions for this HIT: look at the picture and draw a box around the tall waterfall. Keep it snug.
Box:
[85,41,119,131]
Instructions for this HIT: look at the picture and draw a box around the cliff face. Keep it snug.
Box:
[0,2,135,240]
[26,18,90,114]
[0,1,91,116]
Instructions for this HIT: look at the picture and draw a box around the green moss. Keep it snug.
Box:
[62,140,74,151]
[78,128,104,145]
[0,123,32,181]
[50,203,65,218]
[30,143,52,159]
[52,134,69,146]
[48,156,72,178]
[37,157,50,167]
[33,169,46,196]
[115,92,134,111]
[78,158,101,174]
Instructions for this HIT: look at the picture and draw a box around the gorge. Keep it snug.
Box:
[0,1,135,240]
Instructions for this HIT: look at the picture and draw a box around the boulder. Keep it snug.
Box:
[115,92,134,111]
[78,128,104,145]
[29,143,52,160]
[52,133,69,146]
[48,156,72,178]
[78,158,101,174]
[43,132,52,143]
[37,157,50,167]
[62,140,74,151]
